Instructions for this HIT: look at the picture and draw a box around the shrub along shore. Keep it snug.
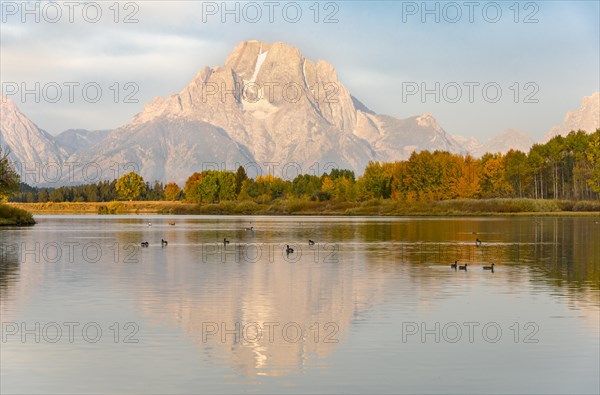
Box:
[7,198,600,216]
[0,204,36,226]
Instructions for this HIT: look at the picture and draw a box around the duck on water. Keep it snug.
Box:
[483,263,495,272]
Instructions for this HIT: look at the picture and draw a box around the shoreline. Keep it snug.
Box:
[7,200,600,217]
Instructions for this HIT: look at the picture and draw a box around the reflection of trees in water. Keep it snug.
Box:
[351,217,599,291]
[505,217,599,291]
[0,249,20,299]
[370,217,599,309]
[309,217,599,309]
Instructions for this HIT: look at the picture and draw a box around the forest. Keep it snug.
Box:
[7,130,600,206]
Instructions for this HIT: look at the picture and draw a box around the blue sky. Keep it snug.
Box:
[1,0,598,140]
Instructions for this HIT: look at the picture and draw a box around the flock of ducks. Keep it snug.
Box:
[141,226,497,272]
[140,239,167,247]
[140,222,317,252]
[450,260,495,272]
[448,237,496,272]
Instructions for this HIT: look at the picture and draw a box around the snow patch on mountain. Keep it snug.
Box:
[249,50,268,84]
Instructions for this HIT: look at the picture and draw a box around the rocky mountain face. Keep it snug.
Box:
[543,92,599,142]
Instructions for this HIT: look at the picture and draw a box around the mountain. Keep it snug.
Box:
[3,41,530,185]
[112,40,378,178]
[543,92,599,142]
[66,40,465,183]
[455,129,534,157]
[0,97,67,170]
[54,129,111,156]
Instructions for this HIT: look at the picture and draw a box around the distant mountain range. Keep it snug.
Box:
[454,128,535,158]
[54,129,111,156]
[1,41,598,186]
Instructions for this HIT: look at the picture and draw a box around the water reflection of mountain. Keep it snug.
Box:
[120,254,367,377]
[111,216,599,378]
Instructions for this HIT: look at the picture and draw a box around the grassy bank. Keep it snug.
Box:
[7,198,600,216]
[0,203,36,226]
[6,201,196,215]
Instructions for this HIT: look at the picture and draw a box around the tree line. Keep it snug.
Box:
[7,130,600,204]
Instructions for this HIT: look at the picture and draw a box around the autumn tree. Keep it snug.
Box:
[116,172,146,201]
[321,176,334,194]
[164,183,182,201]
[479,153,512,198]
[357,161,392,200]
[184,172,204,203]
[183,171,237,203]
[255,174,288,200]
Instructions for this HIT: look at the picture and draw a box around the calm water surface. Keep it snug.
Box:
[1,215,599,394]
